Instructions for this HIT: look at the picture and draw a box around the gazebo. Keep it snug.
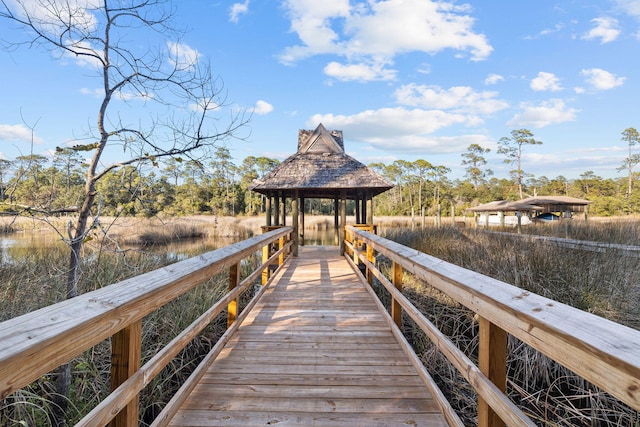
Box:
[250,124,393,254]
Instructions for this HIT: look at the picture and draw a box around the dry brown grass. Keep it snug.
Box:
[382,224,640,426]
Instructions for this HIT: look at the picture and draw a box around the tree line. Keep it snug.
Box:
[2,128,640,219]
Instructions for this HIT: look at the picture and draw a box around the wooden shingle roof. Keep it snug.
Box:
[251,124,393,199]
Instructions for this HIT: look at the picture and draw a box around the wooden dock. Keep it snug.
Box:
[168,246,448,426]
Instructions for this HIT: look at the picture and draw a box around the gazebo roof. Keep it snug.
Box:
[250,124,393,199]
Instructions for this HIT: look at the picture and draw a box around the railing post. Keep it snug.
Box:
[279,235,285,266]
[227,263,239,327]
[110,320,141,427]
[364,226,376,285]
[391,261,403,329]
[352,234,359,266]
[262,243,270,285]
[478,316,507,427]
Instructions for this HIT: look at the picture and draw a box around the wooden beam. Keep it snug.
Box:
[339,191,347,255]
[110,320,141,427]
[265,194,272,227]
[292,190,299,257]
[227,263,239,327]
[334,198,339,246]
[478,317,507,427]
[261,240,270,286]
[366,193,373,224]
[300,197,305,246]
[361,194,367,225]
[281,195,286,226]
[391,261,403,329]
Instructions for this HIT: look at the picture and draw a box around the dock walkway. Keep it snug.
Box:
[168,246,448,426]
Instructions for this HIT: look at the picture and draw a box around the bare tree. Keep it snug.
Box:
[0,0,248,423]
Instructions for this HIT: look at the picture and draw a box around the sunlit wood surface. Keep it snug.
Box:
[168,246,448,426]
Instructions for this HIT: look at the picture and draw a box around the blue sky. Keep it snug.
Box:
[1,0,639,181]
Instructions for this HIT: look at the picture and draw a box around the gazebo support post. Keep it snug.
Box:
[366,193,373,224]
[274,193,280,226]
[355,194,361,224]
[281,194,286,226]
[300,196,305,246]
[334,198,339,246]
[361,195,367,225]
[339,190,347,255]
[292,190,299,256]
[265,194,272,227]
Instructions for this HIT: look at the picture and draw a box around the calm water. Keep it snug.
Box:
[0,227,341,266]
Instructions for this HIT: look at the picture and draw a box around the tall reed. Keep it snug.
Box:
[0,232,259,425]
[382,224,640,426]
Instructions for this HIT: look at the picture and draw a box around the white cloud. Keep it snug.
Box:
[81,87,153,101]
[252,100,274,115]
[324,61,396,82]
[167,41,201,70]
[582,17,620,44]
[61,39,103,68]
[613,0,640,18]
[280,0,492,80]
[530,72,562,92]
[306,107,485,153]
[507,99,579,128]
[80,87,104,98]
[15,0,99,33]
[416,63,432,75]
[539,23,565,37]
[230,1,250,23]
[580,68,625,90]
[394,84,508,115]
[484,73,504,85]
[310,107,467,137]
[0,124,45,143]
[188,98,220,112]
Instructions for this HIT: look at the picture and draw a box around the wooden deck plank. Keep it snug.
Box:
[168,246,449,426]
[169,411,448,427]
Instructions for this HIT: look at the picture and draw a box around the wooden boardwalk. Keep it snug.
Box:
[168,246,448,426]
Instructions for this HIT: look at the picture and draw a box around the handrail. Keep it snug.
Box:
[0,226,293,426]
[345,225,640,427]
[484,229,640,258]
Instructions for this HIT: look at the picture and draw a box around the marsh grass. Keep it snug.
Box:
[521,218,640,246]
[0,224,263,425]
[5,214,639,425]
[0,253,258,425]
[382,224,640,426]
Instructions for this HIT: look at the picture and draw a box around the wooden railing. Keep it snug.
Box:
[486,229,640,258]
[344,225,640,427]
[0,226,293,426]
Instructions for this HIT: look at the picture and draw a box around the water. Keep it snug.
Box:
[0,226,341,267]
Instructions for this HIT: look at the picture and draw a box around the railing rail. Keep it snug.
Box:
[345,225,640,427]
[0,226,293,426]
[484,229,640,258]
